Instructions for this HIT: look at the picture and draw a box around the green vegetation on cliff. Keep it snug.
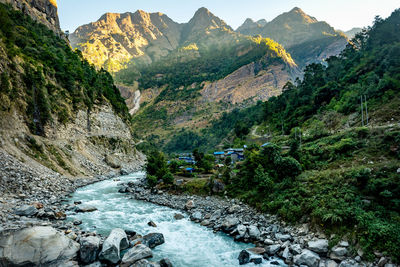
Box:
[0,3,129,135]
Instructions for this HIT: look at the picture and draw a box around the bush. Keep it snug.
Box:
[162,172,174,185]
[147,175,158,188]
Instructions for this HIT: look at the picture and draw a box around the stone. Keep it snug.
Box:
[200,220,210,226]
[185,200,195,210]
[293,249,321,267]
[290,244,303,255]
[238,250,250,265]
[338,259,359,267]
[191,211,202,221]
[79,236,101,264]
[142,233,165,249]
[228,205,241,214]
[338,241,349,247]
[250,257,263,264]
[0,226,79,266]
[265,245,281,255]
[121,244,153,267]
[329,246,347,261]
[237,225,247,237]
[247,247,265,255]
[326,259,339,267]
[378,257,388,267]
[222,216,240,232]
[264,238,274,245]
[282,246,290,259]
[129,259,158,267]
[75,204,98,213]
[248,225,261,239]
[308,239,329,253]
[73,219,82,226]
[275,233,292,241]
[147,221,157,227]
[98,228,129,264]
[14,205,38,217]
[174,213,184,220]
[159,258,173,267]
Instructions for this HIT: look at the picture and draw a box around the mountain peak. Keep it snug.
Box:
[277,7,317,24]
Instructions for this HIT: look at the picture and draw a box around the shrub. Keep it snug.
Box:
[147,175,158,188]
[162,172,174,185]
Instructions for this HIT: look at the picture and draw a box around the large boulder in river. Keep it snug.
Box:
[238,250,250,265]
[79,236,101,264]
[121,244,153,267]
[75,204,98,213]
[99,228,129,264]
[142,233,165,249]
[293,249,321,267]
[0,226,79,266]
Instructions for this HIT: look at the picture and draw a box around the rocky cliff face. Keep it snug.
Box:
[237,7,348,68]
[0,0,60,33]
[70,10,183,72]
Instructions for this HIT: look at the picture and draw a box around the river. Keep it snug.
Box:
[67,172,284,266]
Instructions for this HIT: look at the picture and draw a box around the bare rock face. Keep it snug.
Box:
[70,10,183,72]
[0,226,80,266]
[0,0,61,34]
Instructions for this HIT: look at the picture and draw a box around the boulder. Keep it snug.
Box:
[210,209,222,221]
[275,233,292,241]
[98,228,129,264]
[185,200,195,210]
[121,244,152,267]
[290,244,303,255]
[329,246,347,261]
[308,239,329,253]
[265,245,281,255]
[142,233,165,249]
[159,258,173,267]
[75,204,98,213]
[248,225,261,239]
[247,247,265,255]
[282,246,291,260]
[338,259,359,267]
[14,205,37,217]
[0,226,79,266]
[79,236,101,264]
[326,260,339,267]
[237,225,247,237]
[293,249,321,267]
[222,216,240,232]
[191,211,202,221]
[250,257,263,264]
[174,213,184,220]
[147,221,157,227]
[130,259,158,267]
[238,250,250,265]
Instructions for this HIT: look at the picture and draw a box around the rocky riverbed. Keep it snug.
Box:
[119,178,398,267]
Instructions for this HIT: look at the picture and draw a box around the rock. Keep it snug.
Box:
[210,210,222,221]
[228,205,241,214]
[105,154,121,169]
[147,221,157,227]
[338,259,359,267]
[237,225,247,237]
[33,202,44,209]
[275,233,292,241]
[0,226,79,266]
[264,238,274,245]
[282,247,290,259]
[329,246,347,261]
[120,169,129,175]
[247,247,265,255]
[159,258,173,267]
[75,204,98,213]
[200,220,210,226]
[238,250,250,265]
[80,236,101,264]
[142,233,165,249]
[98,228,129,264]
[290,244,303,255]
[130,259,158,267]
[185,200,195,210]
[293,249,321,267]
[73,219,82,226]
[248,225,261,239]
[378,257,388,267]
[326,259,339,267]
[338,241,349,247]
[222,216,240,232]
[265,245,281,255]
[354,256,361,263]
[14,205,38,216]
[121,244,152,267]
[250,258,262,264]
[174,213,184,220]
[191,211,202,221]
[212,180,225,193]
[308,239,329,253]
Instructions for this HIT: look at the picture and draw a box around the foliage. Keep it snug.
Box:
[0,3,129,136]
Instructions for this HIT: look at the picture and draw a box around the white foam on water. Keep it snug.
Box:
[68,172,285,267]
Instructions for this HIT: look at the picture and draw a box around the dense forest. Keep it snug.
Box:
[0,3,129,136]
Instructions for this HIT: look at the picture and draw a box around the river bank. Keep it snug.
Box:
[120,177,398,267]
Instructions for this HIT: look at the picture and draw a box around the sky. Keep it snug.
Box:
[57,0,399,32]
